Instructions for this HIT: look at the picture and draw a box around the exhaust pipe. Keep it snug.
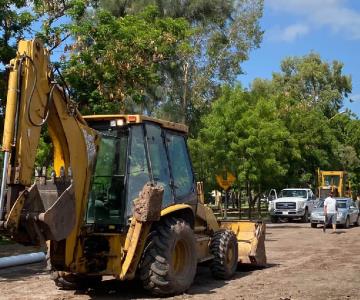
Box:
[0,252,45,269]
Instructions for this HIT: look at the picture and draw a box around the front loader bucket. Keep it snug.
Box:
[220,220,266,267]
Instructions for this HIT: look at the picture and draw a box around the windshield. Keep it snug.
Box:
[315,200,324,208]
[280,189,307,198]
[86,132,128,226]
[324,175,340,186]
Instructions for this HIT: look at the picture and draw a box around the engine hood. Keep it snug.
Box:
[273,197,306,203]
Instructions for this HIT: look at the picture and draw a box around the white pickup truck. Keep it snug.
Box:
[268,188,317,223]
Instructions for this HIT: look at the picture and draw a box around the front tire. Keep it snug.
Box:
[270,216,278,223]
[139,217,197,296]
[344,216,350,229]
[301,208,309,223]
[311,223,317,228]
[210,229,238,280]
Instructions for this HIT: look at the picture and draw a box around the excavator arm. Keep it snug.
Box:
[0,39,97,258]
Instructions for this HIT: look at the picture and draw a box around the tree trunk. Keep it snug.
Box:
[257,184,261,219]
[238,189,242,220]
[247,181,252,220]
[181,61,189,124]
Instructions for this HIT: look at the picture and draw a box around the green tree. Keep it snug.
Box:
[332,116,360,195]
[271,53,352,118]
[100,0,264,131]
[0,1,35,130]
[189,86,295,201]
[62,7,190,114]
[33,0,95,49]
[0,1,34,64]
[251,53,354,189]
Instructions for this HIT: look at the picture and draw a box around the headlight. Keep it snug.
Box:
[311,212,320,218]
[337,211,346,218]
[298,201,305,209]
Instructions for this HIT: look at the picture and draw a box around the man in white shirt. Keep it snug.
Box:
[323,191,337,233]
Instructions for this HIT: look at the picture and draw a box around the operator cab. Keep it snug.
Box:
[84,115,196,232]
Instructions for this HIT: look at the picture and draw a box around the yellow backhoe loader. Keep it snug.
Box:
[317,169,352,199]
[0,40,266,296]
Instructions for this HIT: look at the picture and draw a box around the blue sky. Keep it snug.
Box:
[240,0,360,117]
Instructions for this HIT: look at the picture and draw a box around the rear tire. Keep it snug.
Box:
[139,217,197,296]
[210,229,238,280]
[354,215,359,226]
[311,223,317,228]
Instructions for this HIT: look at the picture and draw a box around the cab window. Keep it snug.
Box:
[166,132,194,200]
[145,123,173,207]
[126,125,150,216]
[86,133,128,225]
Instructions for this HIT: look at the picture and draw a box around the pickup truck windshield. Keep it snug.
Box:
[280,190,307,198]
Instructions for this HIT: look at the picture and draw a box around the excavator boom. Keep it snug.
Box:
[0,40,97,257]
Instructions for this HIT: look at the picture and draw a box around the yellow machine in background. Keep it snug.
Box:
[317,170,352,198]
[0,40,266,296]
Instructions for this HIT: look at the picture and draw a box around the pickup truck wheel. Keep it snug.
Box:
[270,216,278,223]
[301,208,309,223]
[311,223,317,228]
[344,216,350,229]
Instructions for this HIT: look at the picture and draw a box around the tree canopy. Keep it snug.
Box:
[190,53,360,196]
[62,6,190,114]
[0,1,359,197]
[97,0,264,132]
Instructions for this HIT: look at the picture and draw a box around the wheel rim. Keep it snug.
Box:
[172,239,187,275]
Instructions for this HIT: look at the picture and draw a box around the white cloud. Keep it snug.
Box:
[349,94,360,102]
[267,0,360,40]
[268,24,309,42]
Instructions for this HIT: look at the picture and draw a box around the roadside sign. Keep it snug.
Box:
[216,172,236,190]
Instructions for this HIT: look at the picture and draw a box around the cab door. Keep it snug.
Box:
[145,123,173,208]
[349,200,359,224]
[268,189,277,202]
[165,131,196,204]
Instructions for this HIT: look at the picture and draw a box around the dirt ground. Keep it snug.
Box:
[1,222,360,300]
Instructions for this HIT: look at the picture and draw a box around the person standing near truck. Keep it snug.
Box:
[323,192,337,233]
